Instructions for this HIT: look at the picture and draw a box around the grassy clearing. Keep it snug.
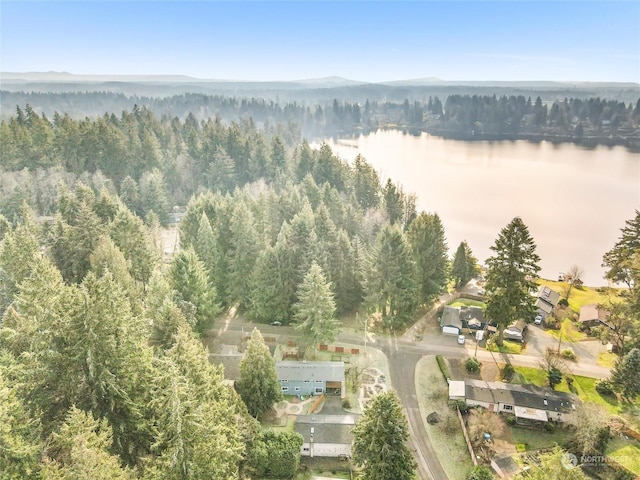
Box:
[537,279,624,312]
[449,298,486,308]
[416,356,475,480]
[486,338,523,354]
[606,437,640,477]
[597,351,619,368]
[509,425,573,451]
[546,318,587,342]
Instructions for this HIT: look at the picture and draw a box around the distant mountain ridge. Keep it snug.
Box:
[3,71,638,89]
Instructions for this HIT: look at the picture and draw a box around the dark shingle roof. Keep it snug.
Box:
[465,379,576,413]
[294,415,359,445]
[440,306,462,329]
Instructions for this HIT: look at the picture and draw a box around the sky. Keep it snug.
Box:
[1,1,639,83]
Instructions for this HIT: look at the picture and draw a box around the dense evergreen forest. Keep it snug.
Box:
[0,102,456,478]
[2,88,639,146]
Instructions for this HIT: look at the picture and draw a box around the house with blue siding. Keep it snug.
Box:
[275,361,345,398]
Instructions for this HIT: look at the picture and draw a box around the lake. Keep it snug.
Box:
[322,130,640,287]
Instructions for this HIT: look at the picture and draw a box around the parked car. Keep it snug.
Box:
[270,321,282,326]
[534,315,543,325]
[477,288,486,296]
[457,334,466,345]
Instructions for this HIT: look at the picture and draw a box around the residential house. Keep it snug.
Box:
[275,361,345,398]
[440,306,463,335]
[579,304,611,329]
[535,285,561,317]
[460,305,490,330]
[294,414,359,458]
[503,319,527,342]
[449,379,577,424]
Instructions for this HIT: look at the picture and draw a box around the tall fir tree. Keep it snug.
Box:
[352,391,416,480]
[407,212,449,303]
[235,328,282,419]
[293,263,341,354]
[169,247,221,335]
[485,217,540,345]
[367,225,420,331]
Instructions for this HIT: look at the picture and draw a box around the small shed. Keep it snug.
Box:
[491,454,520,478]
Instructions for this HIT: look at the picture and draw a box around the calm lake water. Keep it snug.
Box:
[322,130,640,287]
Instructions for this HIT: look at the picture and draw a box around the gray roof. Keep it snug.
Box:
[492,455,519,475]
[296,414,359,425]
[440,306,462,329]
[535,298,554,314]
[295,415,358,445]
[276,361,345,382]
[537,285,560,308]
[465,379,575,413]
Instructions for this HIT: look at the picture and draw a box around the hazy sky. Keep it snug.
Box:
[2,1,639,82]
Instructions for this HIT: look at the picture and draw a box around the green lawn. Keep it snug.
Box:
[606,437,640,477]
[511,366,627,414]
[486,338,523,354]
[597,351,619,368]
[449,298,486,308]
[537,279,624,312]
[509,425,573,451]
[546,318,587,343]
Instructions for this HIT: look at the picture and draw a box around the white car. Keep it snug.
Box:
[457,335,466,345]
[534,315,543,325]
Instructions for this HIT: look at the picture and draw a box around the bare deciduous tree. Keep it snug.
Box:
[563,264,585,300]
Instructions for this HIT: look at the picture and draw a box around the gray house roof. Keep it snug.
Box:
[536,286,560,314]
[295,421,354,445]
[465,379,575,413]
[295,414,359,445]
[276,361,345,382]
[440,306,463,329]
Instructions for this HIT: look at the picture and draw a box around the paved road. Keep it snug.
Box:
[217,315,611,480]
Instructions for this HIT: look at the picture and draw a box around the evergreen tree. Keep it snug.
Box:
[352,154,381,210]
[228,199,262,310]
[168,247,221,335]
[293,263,340,354]
[51,189,105,284]
[235,328,282,419]
[352,391,416,480]
[0,206,40,310]
[602,209,640,289]
[367,225,420,332]
[407,212,449,303]
[382,179,405,225]
[611,347,640,399]
[0,367,42,479]
[451,241,479,288]
[485,217,540,345]
[41,407,135,480]
[109,206,159,286]
[149,325,244,479]
[247,430,303,479]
